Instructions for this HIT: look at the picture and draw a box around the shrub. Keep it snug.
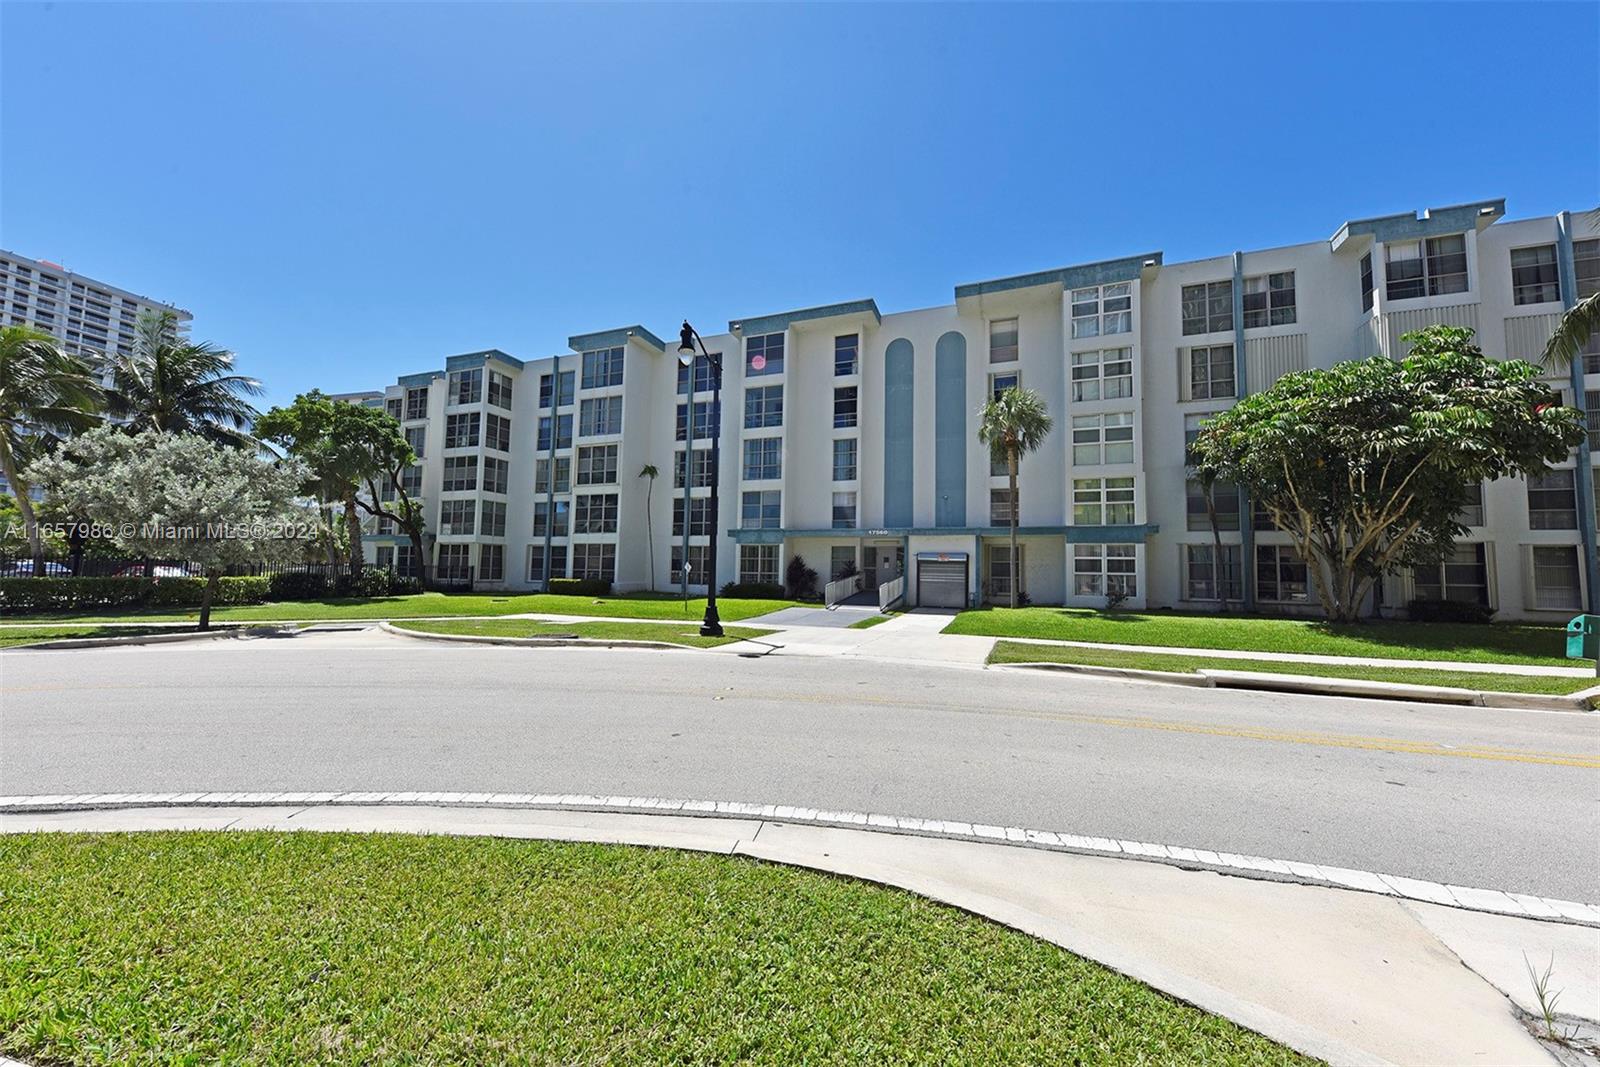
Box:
[786,555,819,600]
[146,576,270,607]
[269,571,329,601]
[0,576,151,613]
[351,568,394,598]
[548,577,612,597]
[718,581,787,600]
[1407,598,1495,624]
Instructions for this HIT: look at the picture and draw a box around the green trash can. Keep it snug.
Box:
[1566,614,1600,671]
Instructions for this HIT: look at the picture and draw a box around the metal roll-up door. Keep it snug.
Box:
[917,559,968,608]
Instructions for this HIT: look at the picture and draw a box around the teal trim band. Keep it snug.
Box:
[1232,251,1256,612]
[444,349,523,371]
[1330,199,1504,252]
[954,252,1162,300]
[883,338,915,527]
[729,299,881,337]
[1557,211,1599,614]
[728,524,1160,545]
[567,327,665,353]
[934,331,967,527]
[398,371,440,387]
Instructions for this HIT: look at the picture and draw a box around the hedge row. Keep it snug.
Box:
[718,581,787,600]
[546,577,612,597]
[0,576,271,614]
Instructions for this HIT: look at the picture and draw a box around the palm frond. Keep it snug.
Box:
[1542,291,1600,370]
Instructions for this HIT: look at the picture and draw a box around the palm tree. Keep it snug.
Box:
[977,387,1053,608]
[1542,291,1600,370]
[0,327,103,573]
[109,310,262,444]
[638,464,659,590]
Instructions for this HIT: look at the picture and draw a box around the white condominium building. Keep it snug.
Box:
[357,200,1600,621]
[0,248,191,364]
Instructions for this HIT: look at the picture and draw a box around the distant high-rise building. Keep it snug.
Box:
[0,248,192,365]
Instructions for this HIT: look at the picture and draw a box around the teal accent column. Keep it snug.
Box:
[1231,252,1256,610]
[1557,212,1599,613]
[884,339,915,528]
[934,331,967,527]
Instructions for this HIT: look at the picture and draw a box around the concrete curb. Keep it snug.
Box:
[4,791,1594,927]
[378,619,698,651]
[996,660,1597,712]
[1,625,295,652]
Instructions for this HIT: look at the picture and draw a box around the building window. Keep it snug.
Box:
[405,387,429,421]
[677,355,715,395]
[1182,544,1242,601]
[575,444,617,485]
[385,397,402,420]
[989,318,1019,363]
[439,499,475,535]
[1385,235,1468,300]
[376,545,395,570]
[487,370,514,409]
[404,425,426,459]
[742,437,782,481]
[1073,477,1135,525]
[671,545,710,585]
[580,347,624,389]
[745,333,785,376]
[1511,245,1561,306]
[1582,332,1600,376]
[833,386,858,428]
[989,369,1019,400]
[400,465,423,497]
[1187,344,1236,400]
[536,414,573,451]
[987,543,1024,598]
[830,546,857,580]
[741,490,781,530]
[1073,544,1136,597]
[739,544,779,585]
[1186,480,1241,531]
[442,455,478,492]
[831,491,857,529]
[572,543,617,583]
[449,367,483,405]
[1528,469,1578,529]
[1242,272,1296,328]
[484,413,511,452]
[528,544,567,582]
[832,438,857,481]
[673,449,714,489]
[468,544,500,582]
[1070,283,1132,339]
[1412,543,1488,605]
[834,334,859,376]
[480,500,506,538]
[1458,481,1485,527]
[444,412,480,449]
[579,396,622,437]
[1070,348,1134,401]
[672,497,713,537]
[573,493,618,534]
[744,385,784,429]
[1531,545,1581,610]
[539,370,575,409]
[989,488,1016,526]
[535,456,571,494]
[436,545,471,581]
[1070,412,1134,465]
[1575,239,1600,300]
[532,499,569,538]
[1256,544,1309,603]
[675,400,720,441]
[1181,280,1233,336]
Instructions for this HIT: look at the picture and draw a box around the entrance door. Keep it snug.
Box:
[876,545,901,583]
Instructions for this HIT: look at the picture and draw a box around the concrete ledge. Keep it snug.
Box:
[993,661,1216,687]
[380,620,694,651]
[2,626,292,652]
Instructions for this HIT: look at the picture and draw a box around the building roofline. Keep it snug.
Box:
[568,326,665,353]
[728,299,882,337]
[1329,198,1506,252]
[0,246,193,318]
[954,252,1163,300]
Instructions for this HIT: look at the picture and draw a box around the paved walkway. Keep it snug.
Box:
[5,801,1593,1065]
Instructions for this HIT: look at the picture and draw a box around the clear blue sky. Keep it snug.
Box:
[3,2,1596,409]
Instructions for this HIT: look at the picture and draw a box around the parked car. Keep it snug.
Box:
[111,563,200,579]
[0,560,73,577]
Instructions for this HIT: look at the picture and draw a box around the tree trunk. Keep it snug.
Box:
[198,569,220,631]
[343,493,364,582]
[407,525,428,590]
[645,478,656,592]
[1008,446,1019,609]
[0,442,45,577]
[322,501,339,567]
[1202,482,1230,612]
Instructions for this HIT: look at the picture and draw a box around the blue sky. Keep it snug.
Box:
[2,2,1596,408]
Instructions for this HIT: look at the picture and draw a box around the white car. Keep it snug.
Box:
[0,560,73,577]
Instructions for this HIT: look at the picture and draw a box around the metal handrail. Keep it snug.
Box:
[824,574,861,608]
[878,575,905,611]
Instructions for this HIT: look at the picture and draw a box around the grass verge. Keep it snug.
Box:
[950,607,1575,667]
[988,640,1594,696]
[391,618,773,648]
[0,832,1311,1065]
[0,624,223,649]
[847,614,893,630]
[2,592,804,626]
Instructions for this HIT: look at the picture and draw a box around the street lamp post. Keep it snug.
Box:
[679,320,723,637]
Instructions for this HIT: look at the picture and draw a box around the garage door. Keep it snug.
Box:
[917,559,968,608]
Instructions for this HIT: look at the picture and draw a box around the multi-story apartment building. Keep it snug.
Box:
[357,200,1600,620]
[0,248,191,364]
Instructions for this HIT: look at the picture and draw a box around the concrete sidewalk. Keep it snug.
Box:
[725,608,995,665]
[4,803,1593,1065]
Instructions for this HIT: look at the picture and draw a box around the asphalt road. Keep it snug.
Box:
[3,628,1597,900]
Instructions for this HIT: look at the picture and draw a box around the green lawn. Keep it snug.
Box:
[393,618,775,648]
[0,624,222,649]
[847,613,892,630]
[0,833,1310,1065]
[4,591,802,626]
[989,640,1594,697]
[950,607,1576,667]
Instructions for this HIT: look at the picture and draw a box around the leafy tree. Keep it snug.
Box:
[0,326,103,573]
[1190,326,1583,622]
[977,387,1054,608]
[1541,291,1600,370]
[109,310,262,445]
[29,428,312,629]
[638,464,659,590]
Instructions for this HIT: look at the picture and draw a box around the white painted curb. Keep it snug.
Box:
[3,791,1594,927]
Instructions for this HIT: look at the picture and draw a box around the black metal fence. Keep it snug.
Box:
[0,555,358,581]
